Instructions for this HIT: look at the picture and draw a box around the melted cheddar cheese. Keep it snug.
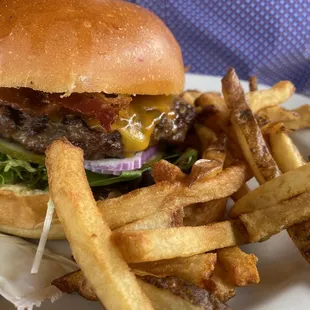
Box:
[111,95,175,154]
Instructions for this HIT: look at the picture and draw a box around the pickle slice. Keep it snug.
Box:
[0,139,45,165]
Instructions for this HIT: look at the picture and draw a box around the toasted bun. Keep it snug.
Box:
[0,0,184,95]
[0,185,65,239]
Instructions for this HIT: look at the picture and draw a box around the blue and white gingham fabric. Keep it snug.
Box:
[128,0,310,96]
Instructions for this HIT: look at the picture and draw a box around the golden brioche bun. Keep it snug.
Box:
[0,0,184,95]
[0,0,185,239]
[0,185,65,239]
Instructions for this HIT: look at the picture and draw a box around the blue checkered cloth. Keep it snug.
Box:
[128,0,310,96]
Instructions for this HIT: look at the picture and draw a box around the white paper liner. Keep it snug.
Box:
[3,286,62,310]
[0,233,78,309]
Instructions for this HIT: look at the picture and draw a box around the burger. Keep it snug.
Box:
[0,0,196,238]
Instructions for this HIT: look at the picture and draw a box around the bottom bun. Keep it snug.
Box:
[0,185,65,239]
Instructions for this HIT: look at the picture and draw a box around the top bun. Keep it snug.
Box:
[0,0,184,95]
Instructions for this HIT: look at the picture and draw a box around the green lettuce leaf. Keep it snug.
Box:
[174,148,198,171]
[86,170,143,187]
[0,153,48,190]
[0,148,198,190]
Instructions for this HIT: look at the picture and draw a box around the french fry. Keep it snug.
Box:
[152,160,187,183]
[269,123,306,172]
[224,130,246,162]
[230,163,310,218]
[246,80,295,113]
[114,209,184,232]
[249,76,258,92]
[222,68,281,184]
[188,159,223,186]
[113,220,248,263]
[231,184,250,202]
[195,127,256,289]
[231,119,276,184]
[240,191,310,242]
[180,90,202,105]
[186,136,228,224]
[257,104,310,131]
[183,198,227,226]
[114,187,310,262]
[287,221,310,264]
[259,122,278,138]
[204,264,236,302]
[267,126,310,266]
[226,141,245,163]
[54,271,231,310]
[202,133,227,162]
[46,140,154,310]
[181,127,239,295]
[153,136,228,227]
[188,134,227,186]
[217,247,259,286]
[99,162,249,229]
[195,124,217,151]
[195,93,230,132]
[154,136,228,226]
[131,253,217,287]
[98,181,177,229]
[195,92,224,108]
[283,104,310,130]
[52,270,97,301]
[153,134,227,187]
[139,275,231,310]
[256,105,299,128]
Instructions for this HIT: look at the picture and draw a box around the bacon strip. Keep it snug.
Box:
[0,88,131,131]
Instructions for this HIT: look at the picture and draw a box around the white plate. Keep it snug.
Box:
[1,73,310,310]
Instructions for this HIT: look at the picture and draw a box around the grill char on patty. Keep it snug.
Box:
[0,96,196,160]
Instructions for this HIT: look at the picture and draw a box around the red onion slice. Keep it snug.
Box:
[84,147,157,175]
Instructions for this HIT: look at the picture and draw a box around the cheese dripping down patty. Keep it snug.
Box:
[112,95,177,154]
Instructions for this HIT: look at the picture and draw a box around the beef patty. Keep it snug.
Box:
[0,97,196,159]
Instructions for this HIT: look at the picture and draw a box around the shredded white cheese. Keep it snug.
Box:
[31,199,55,274]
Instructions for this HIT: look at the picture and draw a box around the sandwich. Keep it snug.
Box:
[0,0,196,238]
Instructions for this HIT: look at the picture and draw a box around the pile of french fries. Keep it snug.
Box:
[46,68,310,309]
